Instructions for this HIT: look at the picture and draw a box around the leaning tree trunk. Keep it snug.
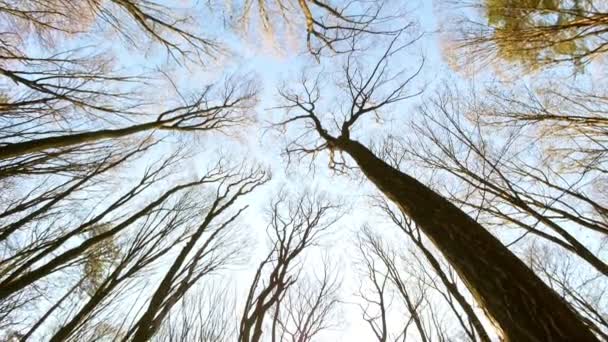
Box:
[335,138,597,342]
[0,121,160,160]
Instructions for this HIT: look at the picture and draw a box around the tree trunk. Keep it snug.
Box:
[129,214,214,341]
[49,279,118,342]
[0,121,159,160]
[335,138,597,342]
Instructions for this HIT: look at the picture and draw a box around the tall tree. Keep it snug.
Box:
[239,190,341,342]
[154,283,237,342]
[3,161,267,341]
[126,167,268,341]
[0,78,257,162]
[274,34,598,340]
[474,83,608,176]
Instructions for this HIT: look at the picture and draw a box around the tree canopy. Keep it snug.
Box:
[442,0,608,72]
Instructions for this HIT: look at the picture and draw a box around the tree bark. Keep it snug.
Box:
[0,121,159,160]
[335,138,597,342]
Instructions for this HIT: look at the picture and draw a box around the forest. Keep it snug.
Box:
[0,0,607,341]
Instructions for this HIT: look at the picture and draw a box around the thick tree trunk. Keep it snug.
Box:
[0,121,159,160]
[336,138,597,342]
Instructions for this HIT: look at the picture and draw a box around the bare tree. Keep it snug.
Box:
[357,230,420,342]
[0,1,414,341]
[0,78,257,161]
[358,227,429,342]
[0,0,218,65]
[43,188,210,342]
[239,190,341,342]
[127,166,269,341]
[474,83,608,176]
[271,260,341,342]
[357,225,483,342]
[524,242,608,340]
[273,31,597,340]
[0,156,235,308]
[2,161,268,341]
